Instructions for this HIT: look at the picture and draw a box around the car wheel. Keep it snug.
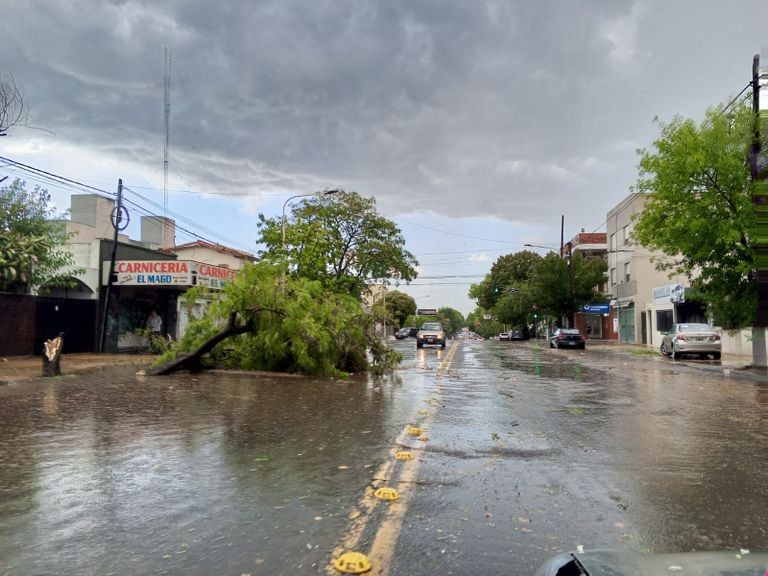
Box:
[441,342,446,349]
[660,342,669,356]
[549,341,555,349]
[672,344,681,360]
[416,342,423,349]
[579,343,585,350]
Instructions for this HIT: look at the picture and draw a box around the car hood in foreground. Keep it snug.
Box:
[535,550,768,576]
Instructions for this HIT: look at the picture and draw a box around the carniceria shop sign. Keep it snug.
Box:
[104,260,237,289]
[105,260,193,286]
[195,264,237,289]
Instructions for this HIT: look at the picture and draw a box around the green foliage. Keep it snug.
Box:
[465,308,503,338]
[157,262,401,377]
[632,103,755,328]
[382,290,416,328]
[494,289,536,327]
[468,249,604,327]
[468,251,542,309]
[256,190,418,297]
[528,252,607,322]
[0,179,79,291]
[437,306,465,335]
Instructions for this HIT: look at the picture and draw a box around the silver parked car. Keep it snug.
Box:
[660,323,721,360]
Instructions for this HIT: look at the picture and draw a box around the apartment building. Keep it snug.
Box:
[606,193,702,345]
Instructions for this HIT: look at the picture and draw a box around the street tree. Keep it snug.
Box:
[465,308,503,338]
[469,251,542,310]
[383,290,417,328]
[256,190,418,297]
[0,72,27,136]
[0,179,79,292]
[528,252,607,325]
[152,262,401,377]
[437,307,465,336]
[632,103,755,328]
[494,288,536,328]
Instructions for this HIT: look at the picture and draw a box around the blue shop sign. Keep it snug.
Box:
[583,303,610,314]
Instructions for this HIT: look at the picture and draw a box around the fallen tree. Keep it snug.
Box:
[148,311,254,375]
[149,263,401,377]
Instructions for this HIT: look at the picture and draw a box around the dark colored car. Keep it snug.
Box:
[508,329,527,340]
[549,328,586,349]
[395,326,416,339]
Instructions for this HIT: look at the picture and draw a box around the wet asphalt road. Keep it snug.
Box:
[1,340,768,575]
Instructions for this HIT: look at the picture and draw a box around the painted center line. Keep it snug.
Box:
[328,341,459,575]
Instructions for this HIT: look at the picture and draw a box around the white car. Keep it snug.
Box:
[660,323,721,360]
[417,322,446,349]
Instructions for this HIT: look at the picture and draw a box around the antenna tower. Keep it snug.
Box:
[163,47,172,243]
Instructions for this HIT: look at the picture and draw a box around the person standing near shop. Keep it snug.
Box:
[147,309,162,339]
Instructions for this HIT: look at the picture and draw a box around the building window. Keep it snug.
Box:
[624,261,631,282]
[622,224,631,245]
[610,267,617,286]
[656,309,673,333]
[610,233,616,251]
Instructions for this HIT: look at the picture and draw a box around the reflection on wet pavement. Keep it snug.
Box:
[0,361,434,575]
[3,340,768,575]
[387,340,768,575]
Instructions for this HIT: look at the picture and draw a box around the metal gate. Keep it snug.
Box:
[35,297,97,354]
[619,304,635,343]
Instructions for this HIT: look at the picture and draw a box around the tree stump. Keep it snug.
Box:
[42,334,64,377]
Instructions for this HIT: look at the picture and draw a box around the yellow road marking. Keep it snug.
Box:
[328,341,459,575]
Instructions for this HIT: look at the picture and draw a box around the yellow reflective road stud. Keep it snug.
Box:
[333,551,372,574]
[406,425,423,436]
[374,487,400,501]
[395,451,413,461]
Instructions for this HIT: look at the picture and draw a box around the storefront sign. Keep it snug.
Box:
[653,283,685,304]
[583,303,610,314]
[196,264,237,289]
[105,260,193,286]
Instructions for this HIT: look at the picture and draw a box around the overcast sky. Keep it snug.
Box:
[1,1,766,314]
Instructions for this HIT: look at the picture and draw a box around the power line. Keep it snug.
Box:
[0,154,255,253]
[121,185,248,249]
[0,155,116,198]
[398,219,517,244]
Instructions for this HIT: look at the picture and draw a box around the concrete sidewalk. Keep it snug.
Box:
[0,353,154,384]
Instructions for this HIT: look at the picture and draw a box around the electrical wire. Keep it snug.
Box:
[0,155,116,198]
[0,154,256,253]
[121,185,250,249]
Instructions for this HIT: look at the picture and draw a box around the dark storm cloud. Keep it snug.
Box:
[1,0,765,226]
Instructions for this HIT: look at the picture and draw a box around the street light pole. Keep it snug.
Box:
[281,189,340,248]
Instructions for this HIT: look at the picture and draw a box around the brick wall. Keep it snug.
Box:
[572,232,607,246]
[0,294,37,356]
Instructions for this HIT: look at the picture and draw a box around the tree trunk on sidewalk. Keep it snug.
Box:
[752,326,767,368]
[42,334,64,377]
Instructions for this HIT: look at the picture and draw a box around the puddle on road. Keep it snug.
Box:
[0,365,433,575]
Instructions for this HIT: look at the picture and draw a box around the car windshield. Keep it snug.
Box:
[679,324,712,332]
[421,322,442,330]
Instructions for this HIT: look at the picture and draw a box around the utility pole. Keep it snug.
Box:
[99,179,127,353]
[752,53,768,367]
